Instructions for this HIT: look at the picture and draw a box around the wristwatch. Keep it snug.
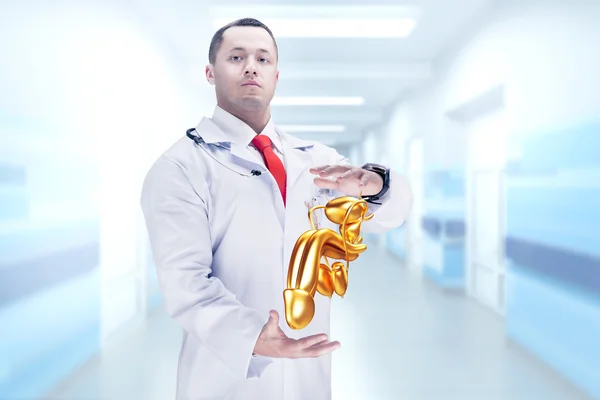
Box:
[360,163,390,205]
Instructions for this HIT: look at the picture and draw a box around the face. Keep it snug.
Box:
[206,26,279,113]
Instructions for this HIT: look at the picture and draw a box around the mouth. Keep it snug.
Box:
[242,81,261,87]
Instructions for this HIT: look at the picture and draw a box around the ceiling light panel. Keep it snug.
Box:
[213,18,415,38]
[210,6,419,38]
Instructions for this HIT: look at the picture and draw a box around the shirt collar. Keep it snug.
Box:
[210,105,283,153]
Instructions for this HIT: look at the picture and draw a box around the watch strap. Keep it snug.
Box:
[360,163,390,204]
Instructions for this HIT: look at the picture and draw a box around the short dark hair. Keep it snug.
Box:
[208,18,278,64]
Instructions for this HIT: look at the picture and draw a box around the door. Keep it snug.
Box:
[466,108,507,315]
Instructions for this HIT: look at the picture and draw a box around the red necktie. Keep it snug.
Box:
[252,135,287,206]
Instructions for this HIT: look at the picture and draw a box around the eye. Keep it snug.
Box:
[258,58,269,64]
[230,56,242,61]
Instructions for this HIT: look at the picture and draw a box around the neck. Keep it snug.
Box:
[219,103,271,134]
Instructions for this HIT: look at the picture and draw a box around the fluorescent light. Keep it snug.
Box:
[212,18,416,38]
[279,125,346,133]
[209,5,419,19]
[271,96,365,106]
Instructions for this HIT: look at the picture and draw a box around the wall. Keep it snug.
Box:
[0,2,206,396]
[380,0,600,397]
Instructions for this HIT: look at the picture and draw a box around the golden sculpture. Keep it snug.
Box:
[283,196,373,330]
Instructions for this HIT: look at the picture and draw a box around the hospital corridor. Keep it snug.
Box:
[1,0,599,399]
[43,247,592,400]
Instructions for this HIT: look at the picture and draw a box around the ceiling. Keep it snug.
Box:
[121,0,495,146]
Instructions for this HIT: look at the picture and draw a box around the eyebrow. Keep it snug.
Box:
[228,47,272,55]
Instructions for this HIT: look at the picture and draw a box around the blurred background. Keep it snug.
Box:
[1,0,599,399]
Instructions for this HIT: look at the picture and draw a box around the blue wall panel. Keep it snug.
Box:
[506,265,600,400]
[506,185,600,258]
[0,268,101,398]
[511,119,600,171]
[422,215,466,289]
[0,114,102,397]
[0,164,29,221]
[0,221,101,398]
[0,164,26,185]
[506,236,600,296]
[505,118,600,398]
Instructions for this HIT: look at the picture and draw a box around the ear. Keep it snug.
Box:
[206,64,215,85]
[276,70,279,82]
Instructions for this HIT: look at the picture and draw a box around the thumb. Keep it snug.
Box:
[268,309,279,325]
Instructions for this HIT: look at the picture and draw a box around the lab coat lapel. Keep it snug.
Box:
[194,118,266,172]
[283,142,306,192]
[229,142,265,170]
[279,129,316,192]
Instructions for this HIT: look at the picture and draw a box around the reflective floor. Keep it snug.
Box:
[45,246,592,400]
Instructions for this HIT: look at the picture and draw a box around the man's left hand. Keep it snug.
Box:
[309,165,383,197]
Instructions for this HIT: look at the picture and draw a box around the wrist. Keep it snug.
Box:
[364,173,384,196]
[253,335,268,357]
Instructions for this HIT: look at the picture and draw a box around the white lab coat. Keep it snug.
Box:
[140,115,413,400]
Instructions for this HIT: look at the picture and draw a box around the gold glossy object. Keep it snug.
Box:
[284,196,373,330]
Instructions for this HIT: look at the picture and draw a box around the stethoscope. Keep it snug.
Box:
[186,128,265,177]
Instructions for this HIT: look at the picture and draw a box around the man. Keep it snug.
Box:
[140,18,413,400]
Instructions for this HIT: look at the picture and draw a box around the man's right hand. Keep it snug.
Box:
[253,310,341,359]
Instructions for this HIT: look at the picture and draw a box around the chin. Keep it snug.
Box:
[238,97,266,110]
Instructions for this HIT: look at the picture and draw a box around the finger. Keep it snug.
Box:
[310,339,330,347]
[308,339,340,350]
[305,338,331,350]
[313,177,339,190]
[296,333,329,349]
[336,168,361,182]
[313,165,350,177]
[268,310,279,325]
[309,165,334,173]
[302,340,341,358]
[359,172,370,187]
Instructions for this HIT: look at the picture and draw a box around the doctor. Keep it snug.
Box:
[140,17,413,400]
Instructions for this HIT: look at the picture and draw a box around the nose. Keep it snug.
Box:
[244,59,258,76]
